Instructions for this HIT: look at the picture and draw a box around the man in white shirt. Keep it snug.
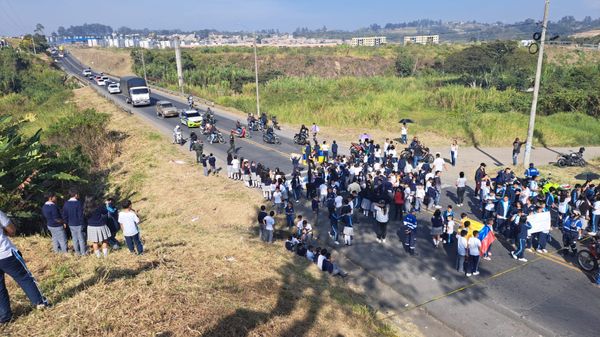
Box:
[456,229,468,273]
[263,211,275,243]
[467,230,482,277]
[432,153,446,173]
[231,156,240,180]
[0,210,49,323]
[591,197,600,235]
[317,248,328,270]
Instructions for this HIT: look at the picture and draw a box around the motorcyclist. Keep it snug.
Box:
[173,125,182,144]
[299,124,309,139]
[235,120,243,134]
[260,112,268,128]
[208,125,219,144]
[187,95,194,109]
[247,113,257,130]
[271,115,280,130]
[265,125,275,143]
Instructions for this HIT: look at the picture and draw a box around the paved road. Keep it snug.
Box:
[59,54,600,337]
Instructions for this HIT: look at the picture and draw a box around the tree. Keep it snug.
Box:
[34,23,45,35]
[394,51,415,77]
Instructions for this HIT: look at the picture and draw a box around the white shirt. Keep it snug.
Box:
[264,216,275,231]
[456,177,467,188]
[415,187,425,199]
[456,236,468,256]
[433,157,445,172]
[334,195,343,208]
[374,204,390,223]
[296,220,304,231]
[231,159,240,170]
[317,254,326,270]
[118,210,140,236]
[446,220,455,234]
[467,237,481,256]
[401,126,407,135]
[0,211,17,259]
[273,191,282,204]
[593,201,600,215]
[319,184,328,196]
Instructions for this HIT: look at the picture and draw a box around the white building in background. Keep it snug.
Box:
[351,36,387,47]
[139,39,154,49]
[108,38,125,48]
[403,35,440,45]
[87,39,99,47]
[158,40,173,49]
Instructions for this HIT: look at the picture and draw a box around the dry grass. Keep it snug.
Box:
[67,47,134,77]
[538,157,600,186]
[0,87,413,337]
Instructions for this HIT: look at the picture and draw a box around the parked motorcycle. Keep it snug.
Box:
[400,147,434,164]
[557,147,586,167]
[577,235,600,272]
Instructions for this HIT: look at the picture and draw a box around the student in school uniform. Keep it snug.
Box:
[41,192,68,254]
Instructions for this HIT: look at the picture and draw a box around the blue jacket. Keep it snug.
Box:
[62,199,84,227]
[545,193,555,210]
[517,218,532,239]
[495,201,511,219]
[42,202,63,228]
[525,167,540,178]
[403,214,417,231]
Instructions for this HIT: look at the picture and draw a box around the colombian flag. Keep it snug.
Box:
[478,225,496,256]
[462,217,484,239]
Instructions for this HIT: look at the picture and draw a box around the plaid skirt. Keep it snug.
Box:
[87,225,111,243]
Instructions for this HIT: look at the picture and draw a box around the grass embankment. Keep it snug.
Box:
[68,47,134,77]
[0,86,412,336]
[538,157,600,186]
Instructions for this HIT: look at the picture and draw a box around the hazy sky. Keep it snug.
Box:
[0,0,599,35]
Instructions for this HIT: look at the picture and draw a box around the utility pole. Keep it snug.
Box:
[174,37,184,93]
[31,35,36,55]
[253,34,261,116]
[140,48,148,84]
[523,0,550,167]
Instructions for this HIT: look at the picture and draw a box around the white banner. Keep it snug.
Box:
[527,212,551,235]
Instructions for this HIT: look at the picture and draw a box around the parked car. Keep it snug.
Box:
[107,83,121,94]
[180,110,202,128]
[156,100,179,118]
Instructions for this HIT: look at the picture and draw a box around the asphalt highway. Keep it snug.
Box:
[59,53,600,337]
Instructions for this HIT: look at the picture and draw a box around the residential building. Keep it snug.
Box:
[351,36,387,47]
[403,35,440,45]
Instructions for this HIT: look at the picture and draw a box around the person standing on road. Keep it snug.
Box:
[0,209,50,323]
[474,163,486,199]
[62,189,87,256]
[456,172,467,207]
[431,209,444,247]
[310,123,319,141]
[192,140,203,164]
[41,192,68,254]
[228,132,236,154]
[403,210,418,255]
[561,211,582,256]
[511,209,531,262]
[374,200,390,243]
[512,137,526,166]
[189,131,198,152]
[456,229,468,273]
[450,139,458,167]
[467,230,482,277]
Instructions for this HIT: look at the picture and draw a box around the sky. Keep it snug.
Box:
[0,0,599,36]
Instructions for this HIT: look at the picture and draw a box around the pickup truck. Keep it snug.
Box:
[156,100,179,118]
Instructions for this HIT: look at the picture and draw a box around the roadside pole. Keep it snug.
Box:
[523,0,550,167]
[174,37,184,94]
[140,48,148,84]
[253,34,261,116]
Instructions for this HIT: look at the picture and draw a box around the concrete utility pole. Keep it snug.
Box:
[523,0,550,167]
[140,48,148,84]
[253,34,261,116]
[174,37,184,93]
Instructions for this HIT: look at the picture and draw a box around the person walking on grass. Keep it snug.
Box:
[118,200,143,255]
[285,201,295,229]
[450,139,458,167]
[208,153,217,175]
[512,137,526,166]
[192,139,204,164]
[41,192,68,254]
[263,211,276,244]
[201,154,209,176]
[467,230,482,277]
[62,189,87,256]
[85,199,112,258]
[374,200,390,243]
[0,210,50,323]
[189,131,198,152]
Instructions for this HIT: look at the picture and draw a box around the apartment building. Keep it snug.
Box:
[403,35,440,45]
[351,36,387,47]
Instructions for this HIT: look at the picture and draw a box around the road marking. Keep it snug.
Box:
[378,256,544,321]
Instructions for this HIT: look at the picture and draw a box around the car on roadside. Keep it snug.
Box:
[156,100,179,118]
[180,109,202,128]
[82,68,92,77]
[107,83,121,94]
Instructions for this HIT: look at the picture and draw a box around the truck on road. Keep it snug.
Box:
[120,76,151,107]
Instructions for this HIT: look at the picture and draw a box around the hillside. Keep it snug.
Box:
[68,47,134,77]
[0,84,413,336]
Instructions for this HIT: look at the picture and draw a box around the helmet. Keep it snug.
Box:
[579,147,585,153]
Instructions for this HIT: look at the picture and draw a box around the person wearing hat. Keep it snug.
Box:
[403,210,418,255]
[562,211,583,255]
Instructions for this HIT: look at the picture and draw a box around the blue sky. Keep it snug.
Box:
[0,0,599,35]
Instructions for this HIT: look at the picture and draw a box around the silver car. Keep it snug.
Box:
[156,100,179,118]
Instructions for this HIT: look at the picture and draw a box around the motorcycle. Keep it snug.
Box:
[271,117,281,130]
[263,131,281,144]
[293,133,309,145]
[538,174,570,197]
[207,130,225,144]
[577,235,600,272]
[557,149,585,167]
[231,126,250,138]
[400,147,434,164]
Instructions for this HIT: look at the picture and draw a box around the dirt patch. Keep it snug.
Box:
[0,86,414,337]
[68,47,135,77]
